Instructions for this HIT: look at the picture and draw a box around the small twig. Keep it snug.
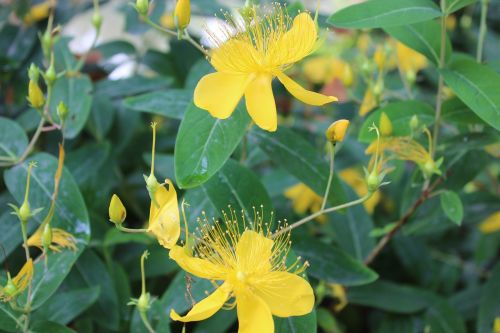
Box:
[364,177,443,265]
[476,0,489,62]
[321,142,335,211]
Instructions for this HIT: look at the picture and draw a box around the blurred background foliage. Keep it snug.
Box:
[0,0,500,332]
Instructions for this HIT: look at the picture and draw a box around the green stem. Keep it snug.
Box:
[139,311,156,333]
[476,0,489,62]
[320,142,335,211]
[432,1,447,159]
[116,225,148,233]
[272,193,372,238]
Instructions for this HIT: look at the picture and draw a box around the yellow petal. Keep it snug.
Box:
[359,89,376,116]
[148,180,180,249]
[236,291,274,333]
[244,74,277,132]
[276,72,337,106]
[169,245,226,280]
[274,12,317,65]
[194,72,251,119]
[236,230,273,274]
[254,271,314,317]
[170,283,231,322]
[479,212,500,234]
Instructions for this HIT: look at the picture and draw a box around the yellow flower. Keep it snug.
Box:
[339,168,380,215]
[160,12,176,29]
[329,284,347,312]
[195,7,337,132]
[174,0,190,30]
[284,183,326,223]
[147,179,180,249]
[0,259,34,302]
[303,57,353,86]
[109,194,127,225]
[24,1,52,25]
[169,210,314,332]
[359,88,377,116]
[494,317,500,333]
[27,224,77,252]
[326,119,350,143]
[396,42,427,77]
[479,212,500,234]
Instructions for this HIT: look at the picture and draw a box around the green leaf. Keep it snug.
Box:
[348,280,428,313]
[49,75,93,139]
[377,314,418,333]
[66,142,110,185]
[441,97,486,125]
[251,127,346,206]
[293,235,378,286]
[74,250,120,330]
[175,103,250,188]
[94,76,173,99]
[123,89,191,120]
[0,116,28,160]
[327,0,442,29]
[184,159,273,227]
[440,191,464,225]
[385,20,452,66]
[31,321,76,333]
[446,0,477,14]
[0,305,20,332]
[4,153,90,309]
[358,100,434,143]
[477,263,500,333]
[275,310,317,333]
[442,59,500,131]
[87,94,115,141]
[425,297,466,333]
[32,287,100,325]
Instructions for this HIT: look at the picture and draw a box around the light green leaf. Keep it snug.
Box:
[327,0,442,29]
[123,89,191,120]
[251,127,346,206]
[442,59,500,131]
[440,190,464,225]
[446,0,478,14]
[175,103,250,188]
[385,20,452,65]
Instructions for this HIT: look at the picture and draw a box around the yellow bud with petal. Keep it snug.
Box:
[175,0,190,31]
[379,112,393,137]
[28,80,45,109]
[326,119,350,143]
[109,194,126,225]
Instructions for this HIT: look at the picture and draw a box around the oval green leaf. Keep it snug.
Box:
[0,117,28,161]
[327,0,442,29]
[123,89,191,120]
[442,59,500,131]
[175,103,250,188]
[440,190,464,225]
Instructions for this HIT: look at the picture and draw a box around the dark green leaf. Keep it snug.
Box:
[275,310,317,333]
[251,127,346,206]
[377,314,418,333]
[32,287,100,325]
[425,297,466,333]
[446,0,478,13]
[477,263,500,333]
[31,321,76,333]
[175,103,250,188]
[94,76,173,99]
[66,142,110,185]
[327,0,442,29]
[123,89,191,120]
[440,191,464,225]
[442,59,500,131]
[293,235,378,286]
[385,20,452,65]
[441,97,486,125]
[0,116,28,160]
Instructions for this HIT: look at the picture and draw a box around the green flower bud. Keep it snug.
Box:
[28,63,40,81]
[19,200,32,224]
[45,64,57,86]
[42,223,53,250]
[3,277,17,297]
[406,69,416,84]
[57,101,69,123]
[41,30,52,57]
[367,171,380,193]
[137,293,151,313]
[410,115,419,131]
[136,0,149,15]
[373,80,384,98]
[92,12,103,30]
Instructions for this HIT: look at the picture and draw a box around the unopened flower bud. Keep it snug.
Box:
[19,201,32,224]
[379,112,392,137]
[109,194,126,225]
[42,223,53,249]
[373,80,384,98]
[28,63,40,81]
[410,115,419,131]
[406,70,416,84]
[28,80,45,109]
[326,119,350,143]
[3,277,17,297]
[45,64,56,86]
[175,0,191,31]
[367,171,380,193]
[57,101,69,123]
[92,12,103,30]
[41,30,52,57]
[136,0,149,16]
[137,293,151,313]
